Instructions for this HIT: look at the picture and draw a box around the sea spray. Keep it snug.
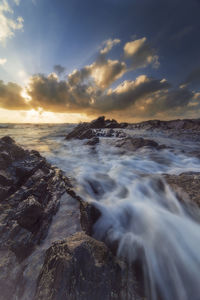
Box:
[92,176,200,300]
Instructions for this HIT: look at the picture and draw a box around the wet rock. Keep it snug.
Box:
[15,196,43,232]
[80,201,101,235]
[35,232,122,300]
[85,137,99,146]
[0,136,70,262]
[65,116,125,140]
[114,137,159,151]
[90,116,120,129]
[164,172,200,208]
[90,116,106,128]
[66,123,95,140]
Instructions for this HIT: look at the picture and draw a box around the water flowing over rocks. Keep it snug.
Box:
[0,135,142,300]
[1,117,200,300]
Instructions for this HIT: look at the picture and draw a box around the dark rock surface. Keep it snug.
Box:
[0,136,70,262]
[114,137,165,151]
[80,201,101,236]
[65,116,125,140]
[131,118,200,131]
[164,172,200,208]
[35,231,141,300]
[85,136,99,146]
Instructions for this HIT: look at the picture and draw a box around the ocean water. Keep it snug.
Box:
[1,123,200,300]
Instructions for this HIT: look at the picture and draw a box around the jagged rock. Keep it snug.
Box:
[90,116,106,128]
[65,116,125,140]
[90,116,120,129]
[35,232,130,300]
[66,123,95,140]
[0,136,70,262]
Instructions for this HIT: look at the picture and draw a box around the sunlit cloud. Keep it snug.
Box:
[100,38,121,55]
[124,37,159,69]
[0,58,7,65]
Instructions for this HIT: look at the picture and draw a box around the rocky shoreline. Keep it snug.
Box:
[0,117,200,299]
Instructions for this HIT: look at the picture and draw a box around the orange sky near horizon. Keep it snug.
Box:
[0,108,92,124]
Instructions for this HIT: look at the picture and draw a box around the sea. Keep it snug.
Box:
[1,123,200,300]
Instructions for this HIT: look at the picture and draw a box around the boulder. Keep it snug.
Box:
[90,116,106,128]
[0,136,71,261]
[65,116,124,140]
[15,195,43,232]
[85,137,99,146]
[80,201,101,235]
[66,123,95,140]
[164,172,200,208]
[114,137,160,151]
[35,232,129,300]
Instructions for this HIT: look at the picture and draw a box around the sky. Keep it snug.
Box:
[0,0,200,123]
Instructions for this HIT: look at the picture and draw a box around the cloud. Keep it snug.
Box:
[24,72,170,115]
[26,74,72,112]
[100,38,120,55]
[0,58,7,65]
[124,37,159,69]
[68,56,126,89]
[93,75,170,112]
[0,0,24,44]
[89,59,126,88]
[0,79,29,110]
[53,64,66,76]
[0,70,198,121]
[0,35,198,121]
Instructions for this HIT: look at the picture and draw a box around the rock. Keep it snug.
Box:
[80,201,101,235]
[131,118,200,132]
[114,137,159,151]
[35,232,128,300]
[66,123,95,140]
[90,116,106,128]
[15,196,43,232]
[85,137,99,146]
[65,116,124,140]
[0,136,71,262]
[90,116,120,129]
[164,172,200,208]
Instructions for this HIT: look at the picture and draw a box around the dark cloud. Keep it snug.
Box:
[25,73,171,115]
[26,74,73,112]
[53,65,66,75]
[94,76,170,112]
[0,80,29,110]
